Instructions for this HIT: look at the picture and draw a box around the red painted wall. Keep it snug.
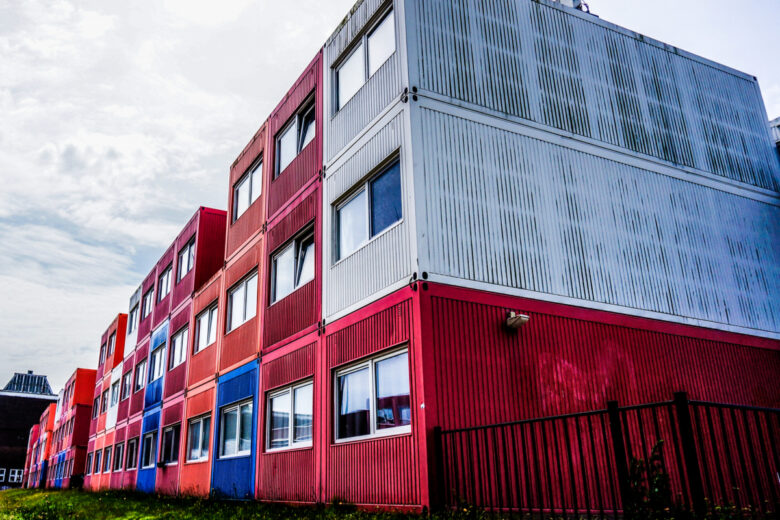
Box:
[121,417,142,489]
[109,426,127,489]
[117,356,134,423]
[156,397,184,495]
[137,271,156,342]
[164,301,191,400]
[152,245,175,330]
[129,340,149,418]
[193,208,227,292]
[227,123,267,261]
[188,273,222,388]
[179,381,216,497]
[263,184,321,351]
[266,51,322,221]
[257,333,318,502]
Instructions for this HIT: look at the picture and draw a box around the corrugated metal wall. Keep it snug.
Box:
[324,0,404,163]
[416,106,780,334]
[323,110,415,320]
[423,285,780,432]
[407,0,780,191]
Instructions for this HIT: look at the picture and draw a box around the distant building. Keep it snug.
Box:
[771,116,780,154]
[0,371,57,488]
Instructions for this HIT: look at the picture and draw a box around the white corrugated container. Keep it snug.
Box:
[322,0,780,336]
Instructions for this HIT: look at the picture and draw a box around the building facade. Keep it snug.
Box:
[24,0,779,510]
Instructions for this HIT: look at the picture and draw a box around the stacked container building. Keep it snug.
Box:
[27,0,780,511]
[21,425,39,488]
[26,403,56,488]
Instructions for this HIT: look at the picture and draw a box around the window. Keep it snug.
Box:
[134,359,147,391]
[126,438,138,470]
[219,399,252,458]
[120,372,132,401]
[9,469,22,484]
[149,345,165,382]
[85,453,92,475]
[113,443,124,471]
[336,9,395,110]
[169,327,188,370]
[128,304,139,334]
[142,289,153,319]
[0,468,5,482]
[227,271,257,332]
[92,398,99,419]
[141,432,157,469]
[187,415,211,462]
[99,343,106,365]
[103,447,112,473]
[195,304,218,353]
[233,158,262,220]
[160,424,181,464]
[177,238,196,282]
[93,451,101,474]
[100,390,109,413]
[110,380,120,407]
[266,380,313,451]
[158,265,172,301]
[107,332,116,355]
[335,348,410,441]
[275,101,315,176]
[337,159,402,260]
[271,230,314,303]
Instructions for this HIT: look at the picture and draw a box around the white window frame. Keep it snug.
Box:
[128,304,139,334]
[177,237,196,282]
[99,343,107,365]
[233,157,263,221]
[110,380,120,407]
[149,344,165,382]
[168,326,188,370]
[195,303,218,353]
[125,438,138,470]
[265,380,313,452]
[120,371,132,401]
[113,443,124,472]
[107,332,116,355]
[333,347,411,443]
[92,398,99,418]
[140,432,157,469]
[275,98,316,177]
[100,389,109,413]
[9,468,22,484]
[142,289,154,319]
[85,454,92,475]
[103,446,112,473]
[186,414,211,463]
[157,265,172,301]
[0,468,5,482]
[226,271,258,333]
[134,359,147,392]
[219,399,253,459]
[334,8,396,112]
[270,228,315,304]
[160,424,181,465]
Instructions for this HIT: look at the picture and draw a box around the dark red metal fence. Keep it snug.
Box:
[435,393,780,518]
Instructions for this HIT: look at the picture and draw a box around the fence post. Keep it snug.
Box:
[674,392,706,517]
[432,426,447,511]
[607,401,632,512]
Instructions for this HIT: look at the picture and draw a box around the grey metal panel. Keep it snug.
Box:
[324,111,414,319]
[324,0,405,163]
[128,285,141,311]
[417,106,780,333]
[408,0,780,192]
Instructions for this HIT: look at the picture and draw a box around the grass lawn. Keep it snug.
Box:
[0,489,482,520]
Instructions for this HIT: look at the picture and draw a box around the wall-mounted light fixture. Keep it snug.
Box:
[506,311,530,329]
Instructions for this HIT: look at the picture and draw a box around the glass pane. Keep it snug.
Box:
[370,161,402,236]
[188,242,195,271]
[375,352,411,430]
[368,10,396,76]
[222,408,237,456]
[273,243,295,302]
[338,189,368,259]
[201,417,210,458]
[188,421,201,461]
[293,384,313,443]
[269,393,290,449]
[337,43,365,110]
[177,250,185,280]
[239,403,252,452]
[277,122,297,174]
[299,109,315,150]
[228,283,245,331]
[234,175,250,219]
[296,238,315,287]
[196,313,206,352]
[337,367,371,439]
[250,163,262,203]
[162,429,173,462]
[244,273,257,321]
[208,307,218,345]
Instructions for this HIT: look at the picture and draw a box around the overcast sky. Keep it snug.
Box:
[1,0,778,393]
